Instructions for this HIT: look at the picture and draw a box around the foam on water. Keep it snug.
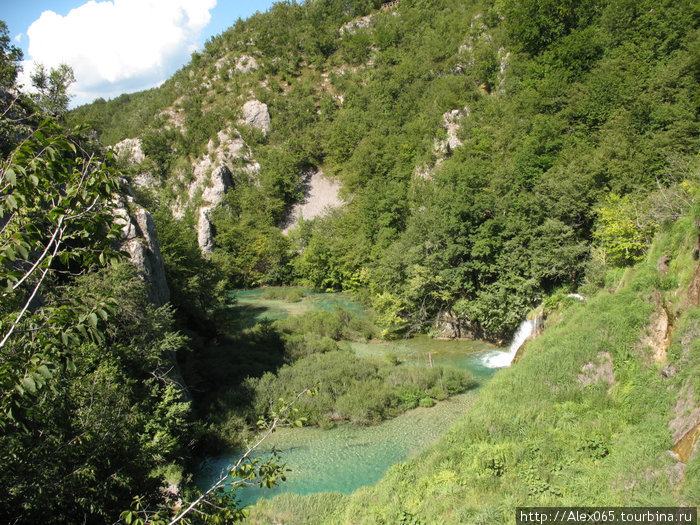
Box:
[480,319,534,368]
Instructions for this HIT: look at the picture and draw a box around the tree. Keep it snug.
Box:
[592,192,656,267]
[0,20,22,90]
[0,120,121,424]
[31,63,76,117]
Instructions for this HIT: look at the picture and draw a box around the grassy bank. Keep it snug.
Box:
[245,216,700,523]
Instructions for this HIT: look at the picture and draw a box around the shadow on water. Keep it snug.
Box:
[192,288,508,506]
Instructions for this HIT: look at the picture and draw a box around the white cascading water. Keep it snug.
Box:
[480,319,534,368]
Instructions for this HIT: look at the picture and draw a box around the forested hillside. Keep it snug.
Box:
[249,213,700,524]
[0,23,197,522]
[71,0,698,341]
[2,0,698,522]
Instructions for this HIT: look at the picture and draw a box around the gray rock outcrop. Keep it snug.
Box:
[114,195,170,307]
[170,127,252,253]
[281,169,343,234]
[241,100,271,134]
[197,165,234,253]
[113,137,145,165]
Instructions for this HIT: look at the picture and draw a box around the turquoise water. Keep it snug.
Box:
[195,391,480,506]
[228,288,368,330]
[198,289,502,506]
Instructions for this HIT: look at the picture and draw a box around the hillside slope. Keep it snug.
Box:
[70,0,698,340]
[247,213,700,523]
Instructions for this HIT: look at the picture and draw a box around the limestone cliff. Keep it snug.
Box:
[113,193,170,307]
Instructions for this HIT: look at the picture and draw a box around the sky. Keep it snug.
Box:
[1,0,277,107]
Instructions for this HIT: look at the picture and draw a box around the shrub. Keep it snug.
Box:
[419,397,436,408]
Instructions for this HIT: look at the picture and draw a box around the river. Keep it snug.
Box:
[195,289,516,506]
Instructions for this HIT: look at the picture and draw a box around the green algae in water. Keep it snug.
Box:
[195,391,479,507]
[202,289,503,506]
[230,289,367,327]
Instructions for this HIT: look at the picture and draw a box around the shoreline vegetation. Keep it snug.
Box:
[1,0,697,521]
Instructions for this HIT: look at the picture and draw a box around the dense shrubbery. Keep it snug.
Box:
[246,350,474,426]
[68,0,698,341]
[50,0,700,519]
[189,301,473,438]
[245,209,700,524]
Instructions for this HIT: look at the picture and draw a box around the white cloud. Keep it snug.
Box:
[19,0,216,106]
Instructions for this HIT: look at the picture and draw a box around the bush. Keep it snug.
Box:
[419,397,436,408]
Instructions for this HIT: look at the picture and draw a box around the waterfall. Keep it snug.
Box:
[480,319,534,368]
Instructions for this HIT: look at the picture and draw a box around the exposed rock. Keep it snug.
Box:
[281,169,343,234]
[170,128,257,252]
[681,264,700,309]
[340,14,373,35]
[113,196,170,307]
[201,165,233,206]
[413,163,433,180]
[215,54,259,76]
[672,423,700,463]
[670,379,700,463]
[433,311,477,340]
[640,291,671,363]
[241,100,271,135]
[158,97,186,132]
[133,171,157,190]
[660,363,678,379]
[113,138,145,165]
[578,351,616,388]
[440,108,468,153]
[496,46,510,94]
[197,208,216,254]
[113,193,191,401]
[657,255,670,274]
[235,55,259,73]
[670,380,700,444]
[196,165,234,253]
[416,106,470,180]
[458,13,491,61]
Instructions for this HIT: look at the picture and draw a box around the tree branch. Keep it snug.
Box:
[168,387,311,525]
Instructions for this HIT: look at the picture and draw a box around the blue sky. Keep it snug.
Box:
[1,0,277,106]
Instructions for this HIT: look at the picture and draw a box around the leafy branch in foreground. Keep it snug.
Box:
[0,120,122,419]
[120,386,317,525]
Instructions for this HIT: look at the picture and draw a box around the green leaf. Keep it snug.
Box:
[15,244,28,259]
[87,312,98,328]
[5,194,17,210]
[21,376,37,394]
[5,168,16,185]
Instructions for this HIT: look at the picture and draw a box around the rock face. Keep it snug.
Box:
[114,195,170,307]
[197,165,234,253]
[114,193,191,401]
[438,107,469,153]
[433,311,479,340]
[235,55,259,74]
[281,169,343,234]
[340,14,373,35]
[171,128,256,253]
[169,127,259,253]
[414,106,469,180]
[113,138,145,165]
[241,100,271,134]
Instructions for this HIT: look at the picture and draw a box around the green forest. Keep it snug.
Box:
[1,0,698,522]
